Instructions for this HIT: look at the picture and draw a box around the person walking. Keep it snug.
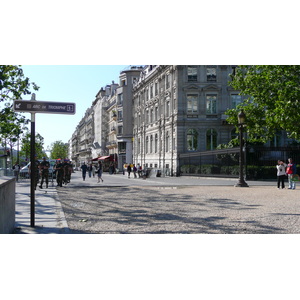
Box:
[81,162,88,181]
[39,157,50,189]
[54,159,64,187]
[88,163,93,178]
[276,160,287,189]
[97,161,104,183]
[29,157,40,190]
[127,164,132,178]
[12,162,20,182]
[133,164,137,178]
[92,164,96,177]
[286,158,297,189]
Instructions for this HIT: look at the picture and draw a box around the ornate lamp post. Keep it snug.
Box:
[235,109,249,187]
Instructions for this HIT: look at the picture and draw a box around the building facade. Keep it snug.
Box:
[132,65,244,175]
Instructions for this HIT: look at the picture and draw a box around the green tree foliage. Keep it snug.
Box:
[50,141,68,160]
[0,65,39,145]
[20,132,45,160]
[226,65,300,143]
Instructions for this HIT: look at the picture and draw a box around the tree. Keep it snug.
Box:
[20,132,45,161]
[226,65,300,143]
[0,65,39,155]
[50,141,68,160]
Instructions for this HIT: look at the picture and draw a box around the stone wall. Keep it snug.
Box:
[0,177,15,234]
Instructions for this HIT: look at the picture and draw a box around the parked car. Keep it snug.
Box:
[19,160,57,179]
[19,163,29,178]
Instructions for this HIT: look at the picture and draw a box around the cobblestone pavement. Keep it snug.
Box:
[56,172,300,234]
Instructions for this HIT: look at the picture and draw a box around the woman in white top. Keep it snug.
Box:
[276,160,287,189]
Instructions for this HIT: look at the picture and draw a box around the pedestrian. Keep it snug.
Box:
[133,164,137,178]
[286,158,297,189]
[276,160,287,189]
[88,163,93,178]
[97,161,104,183]
[55,159,64,187]
[127,164,132,178]
[39,157,50,189]
[12,162,20,182]
[81,162,88,181]
[92,164,96,177]
[29,156,40,190]
[137,164,142,178]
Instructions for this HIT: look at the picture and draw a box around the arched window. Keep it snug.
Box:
[187,129,198,151]
[155,134,158,153]
[206,129,218,150]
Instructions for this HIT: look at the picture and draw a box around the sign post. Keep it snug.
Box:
[30,94,36,227]
[14,96,76,227]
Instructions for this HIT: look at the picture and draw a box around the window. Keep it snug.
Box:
[150,85,153,98]
[118,126,123,135]
[206,94,217,114]
[187,94,198,113]
[155,134,158,153]
[146,136,149,154]
[270,131,282,147]
[166,74,170,89]
[206,129,217,150]
[231,94,242,108]
[118,142,126,154]
[166,101,170,117]
[155,106,158,121]
[150,135,153,153]
[137,138,140,154]
[231,128,238,140]
[118,94,123,105]
[118,110,123,121]
[166,132,169,152]
[187,129,198,151]
[188,66,197,82]
[155,82,158,96]
[207,67,217,82]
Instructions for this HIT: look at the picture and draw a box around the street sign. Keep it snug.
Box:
[14,100,76,115]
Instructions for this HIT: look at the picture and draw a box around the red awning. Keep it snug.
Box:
[98,156,110,160]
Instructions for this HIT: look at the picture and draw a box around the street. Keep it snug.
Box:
[56,171,300,234]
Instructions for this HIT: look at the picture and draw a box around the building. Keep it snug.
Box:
[115,66,143,170]
[132,65,244,176]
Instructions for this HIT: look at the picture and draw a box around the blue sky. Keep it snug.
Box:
[21,65,129,151]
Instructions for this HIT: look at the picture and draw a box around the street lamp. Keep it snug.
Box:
[235,109,249,187]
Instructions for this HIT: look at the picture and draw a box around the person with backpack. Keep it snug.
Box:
[286,158,297,189]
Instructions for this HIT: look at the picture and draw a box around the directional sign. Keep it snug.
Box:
[14,100,76,115]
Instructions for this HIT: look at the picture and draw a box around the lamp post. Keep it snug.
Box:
[235,109,249,187]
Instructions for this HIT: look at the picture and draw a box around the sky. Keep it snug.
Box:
[20,65,129,151]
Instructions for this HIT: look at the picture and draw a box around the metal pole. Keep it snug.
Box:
[30,93,36,227]
[235,124,249,187]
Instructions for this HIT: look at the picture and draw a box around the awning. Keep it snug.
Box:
[98,156,110,160]
[91,156,111,161]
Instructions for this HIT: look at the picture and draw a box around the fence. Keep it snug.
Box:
[179,146,300,180]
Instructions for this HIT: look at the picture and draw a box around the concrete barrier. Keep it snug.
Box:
[0,177,15,234]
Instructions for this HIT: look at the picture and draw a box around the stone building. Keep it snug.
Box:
[132,65,243,176]
[114,66,143,169]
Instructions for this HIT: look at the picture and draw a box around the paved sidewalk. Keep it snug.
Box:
[14,179,69,234]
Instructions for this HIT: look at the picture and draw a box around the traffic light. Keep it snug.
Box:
[6,150,10,156]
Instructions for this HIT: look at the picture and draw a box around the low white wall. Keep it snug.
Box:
[0,177,15,234]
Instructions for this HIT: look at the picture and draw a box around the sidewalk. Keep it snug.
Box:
[14,179,70,234]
